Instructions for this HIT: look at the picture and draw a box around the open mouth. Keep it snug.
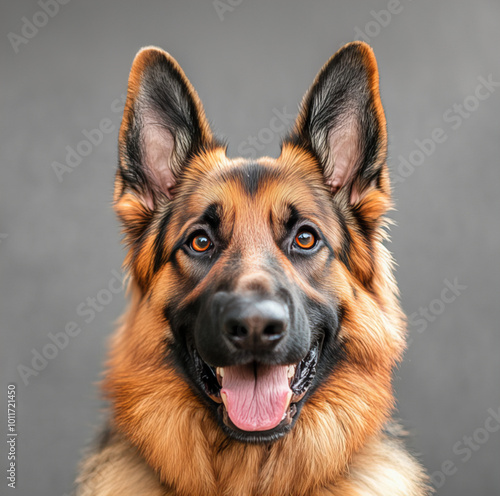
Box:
[192,340,321,439]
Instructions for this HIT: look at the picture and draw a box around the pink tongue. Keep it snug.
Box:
[221,364,292,432]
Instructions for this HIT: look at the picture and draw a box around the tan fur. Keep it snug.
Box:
[77,425,428,496]
[76,42,430,496]
[76,430,172,496]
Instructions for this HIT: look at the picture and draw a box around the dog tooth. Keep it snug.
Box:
[217,367,224,378]
[221,391,228,408]
[287,365,296,378]
[291,390,306,403]
[282,392,293,421]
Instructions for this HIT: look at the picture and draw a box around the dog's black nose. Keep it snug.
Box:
[222,298,288,351]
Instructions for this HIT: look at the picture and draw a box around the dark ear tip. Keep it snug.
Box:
[340,40,373,52]
[126,47,167,99]
[335,41,378,71]
[125,46,187,111]
[130,46,180,76]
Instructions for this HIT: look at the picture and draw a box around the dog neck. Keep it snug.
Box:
[78,423,429,496]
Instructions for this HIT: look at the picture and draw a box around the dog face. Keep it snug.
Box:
[109,42,405,456]
[155,155,345,442]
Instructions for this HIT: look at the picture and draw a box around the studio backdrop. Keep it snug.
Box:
[1,1,499,495]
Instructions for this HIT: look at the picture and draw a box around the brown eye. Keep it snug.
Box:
[191,234,211,252]
[295,230,316,250]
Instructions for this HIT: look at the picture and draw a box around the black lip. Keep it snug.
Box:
[218,402,298,443]
[190,338,323,442]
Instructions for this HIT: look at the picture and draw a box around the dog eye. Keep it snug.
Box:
[190,233,212,252]
[294,230,316,250]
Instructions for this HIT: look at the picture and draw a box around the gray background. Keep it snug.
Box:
[1,0,499,495]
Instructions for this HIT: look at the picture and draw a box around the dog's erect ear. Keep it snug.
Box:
[115,47,214,210]
[288,42,388,205]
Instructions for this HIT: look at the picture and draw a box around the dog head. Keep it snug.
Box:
[108,42,405,463]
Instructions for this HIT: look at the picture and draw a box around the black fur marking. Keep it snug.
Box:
[200,203,221,232]
[268,210,274,231]
[336,211,352,271]
[284,204,300,233]
[352,203,375,238]
[168,237,188,267]
[119,124,149,195]
[299,299,347,406]
[241,162,268,196]
[223,163,271,196]
[315,225,334,257]
[351,204,377,286]
[152,208,173,273]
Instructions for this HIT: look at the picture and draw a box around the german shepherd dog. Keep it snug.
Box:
[76,42,430,495]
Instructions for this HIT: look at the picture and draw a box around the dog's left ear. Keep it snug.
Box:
[288,42,389,207]
[115,46,214,211]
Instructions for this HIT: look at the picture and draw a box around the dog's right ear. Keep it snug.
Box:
[115,47,214,223]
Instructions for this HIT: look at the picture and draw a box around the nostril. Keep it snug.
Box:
[227,322,248,339]
[263,322,284,338]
